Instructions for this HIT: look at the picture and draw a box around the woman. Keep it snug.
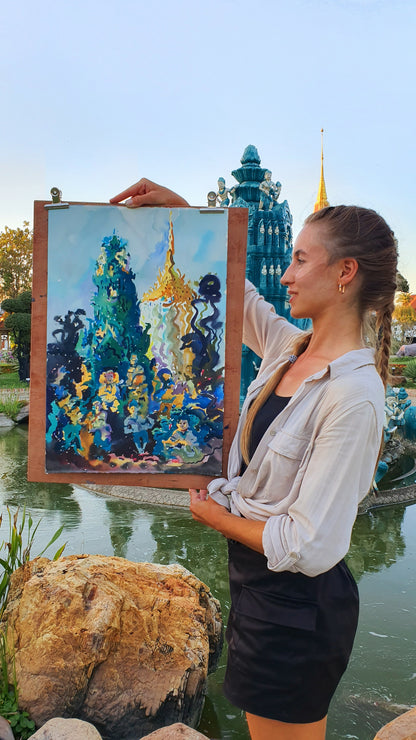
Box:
[110,179,398,740]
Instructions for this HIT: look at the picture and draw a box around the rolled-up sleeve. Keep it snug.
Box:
[262,400,382,577]
[243,280,301,359]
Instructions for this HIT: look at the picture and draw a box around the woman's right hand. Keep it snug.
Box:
[109,178,190,208]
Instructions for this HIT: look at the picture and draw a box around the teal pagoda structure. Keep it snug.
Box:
[214,145,310,397]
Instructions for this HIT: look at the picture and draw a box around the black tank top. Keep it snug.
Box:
[241,393,291,474]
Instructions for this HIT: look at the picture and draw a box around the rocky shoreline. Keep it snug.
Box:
[358,484,416,514]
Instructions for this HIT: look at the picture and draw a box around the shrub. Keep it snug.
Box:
[390,337,401,355]
[403,359,416,382]
[389,363,406,376]
[0,349,17,366]
[0,635,35,739]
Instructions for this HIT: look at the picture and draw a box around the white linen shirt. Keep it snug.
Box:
[208,280,385,577]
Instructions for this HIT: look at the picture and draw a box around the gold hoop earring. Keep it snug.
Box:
[338,283,345,294]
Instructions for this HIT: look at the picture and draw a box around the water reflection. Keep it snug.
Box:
[346,507,406,581]
[0,426,415,740]
[0,428,81,528]
[150,511,230,611]
[378,453,416,490]
[105,499,135,559]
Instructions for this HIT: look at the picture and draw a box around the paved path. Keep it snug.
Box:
[82,483,190,508]
[359,484,416,514]
[0,387,29,400]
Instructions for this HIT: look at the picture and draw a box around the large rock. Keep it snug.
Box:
[29,719,209,740]
[141,723,209,738]
[15,402,29,423]
[373,706,416,739]
[2,555,223,740]
[0,716,14,740]
[30,718,102,739]
[0,414,14,428]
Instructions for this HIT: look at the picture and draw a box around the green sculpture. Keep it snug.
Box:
[214,145,310,397]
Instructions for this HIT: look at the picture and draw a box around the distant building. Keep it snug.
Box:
[0,310,10,350]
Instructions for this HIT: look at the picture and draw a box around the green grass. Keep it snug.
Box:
[0,372,28,390]
[390,355,415,364]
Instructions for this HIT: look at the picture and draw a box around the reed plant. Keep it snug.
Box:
[0,393,25,422]
[0,508,65,615]
[0,509,65,738]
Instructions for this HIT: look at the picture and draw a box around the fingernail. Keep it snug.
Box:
[125,198,133,207]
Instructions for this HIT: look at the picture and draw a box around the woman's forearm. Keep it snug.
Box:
[189,490,265,554]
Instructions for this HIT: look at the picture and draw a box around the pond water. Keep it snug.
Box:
[378,452,416,490]
[1,426,415,740]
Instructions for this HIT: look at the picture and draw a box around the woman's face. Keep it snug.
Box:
[281,223,341,320]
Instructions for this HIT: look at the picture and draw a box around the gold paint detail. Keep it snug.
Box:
[142,211,197,305]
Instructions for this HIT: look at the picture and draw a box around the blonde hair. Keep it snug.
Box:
[241,205,398,466]
[306,206,397,387]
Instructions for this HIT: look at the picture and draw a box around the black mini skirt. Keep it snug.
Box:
[223,539,359,724]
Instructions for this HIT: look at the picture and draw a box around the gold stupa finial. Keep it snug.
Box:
[313,128,329,213]
[142,212,196,304]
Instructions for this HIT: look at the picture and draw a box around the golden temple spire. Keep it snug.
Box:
[142,212,196,304]
[313,128,329,213]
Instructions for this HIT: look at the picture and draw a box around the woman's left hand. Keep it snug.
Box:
[189,489,230,530]
[110,178,189,208]
[189,488,266,554]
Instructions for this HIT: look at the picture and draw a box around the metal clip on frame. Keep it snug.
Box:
[44,187,69,210]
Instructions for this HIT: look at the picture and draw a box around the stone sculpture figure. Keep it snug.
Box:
[216,177,232,207]
[258,170,281,210]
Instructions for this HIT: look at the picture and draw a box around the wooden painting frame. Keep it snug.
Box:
[28,201,247,489]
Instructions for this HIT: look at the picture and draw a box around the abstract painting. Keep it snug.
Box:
[39,204,238,480]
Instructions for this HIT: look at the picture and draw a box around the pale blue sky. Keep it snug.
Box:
[47,205,228,337]
[1,0,415,289]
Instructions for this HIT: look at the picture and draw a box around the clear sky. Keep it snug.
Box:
[1,0,415,290]
[46,205,228,337]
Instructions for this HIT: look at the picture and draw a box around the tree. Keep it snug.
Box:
[1,291,31,380]
[0,223,33,301]
[88,233,151,382]
[396,271,410,293]
[393,292,416,342]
